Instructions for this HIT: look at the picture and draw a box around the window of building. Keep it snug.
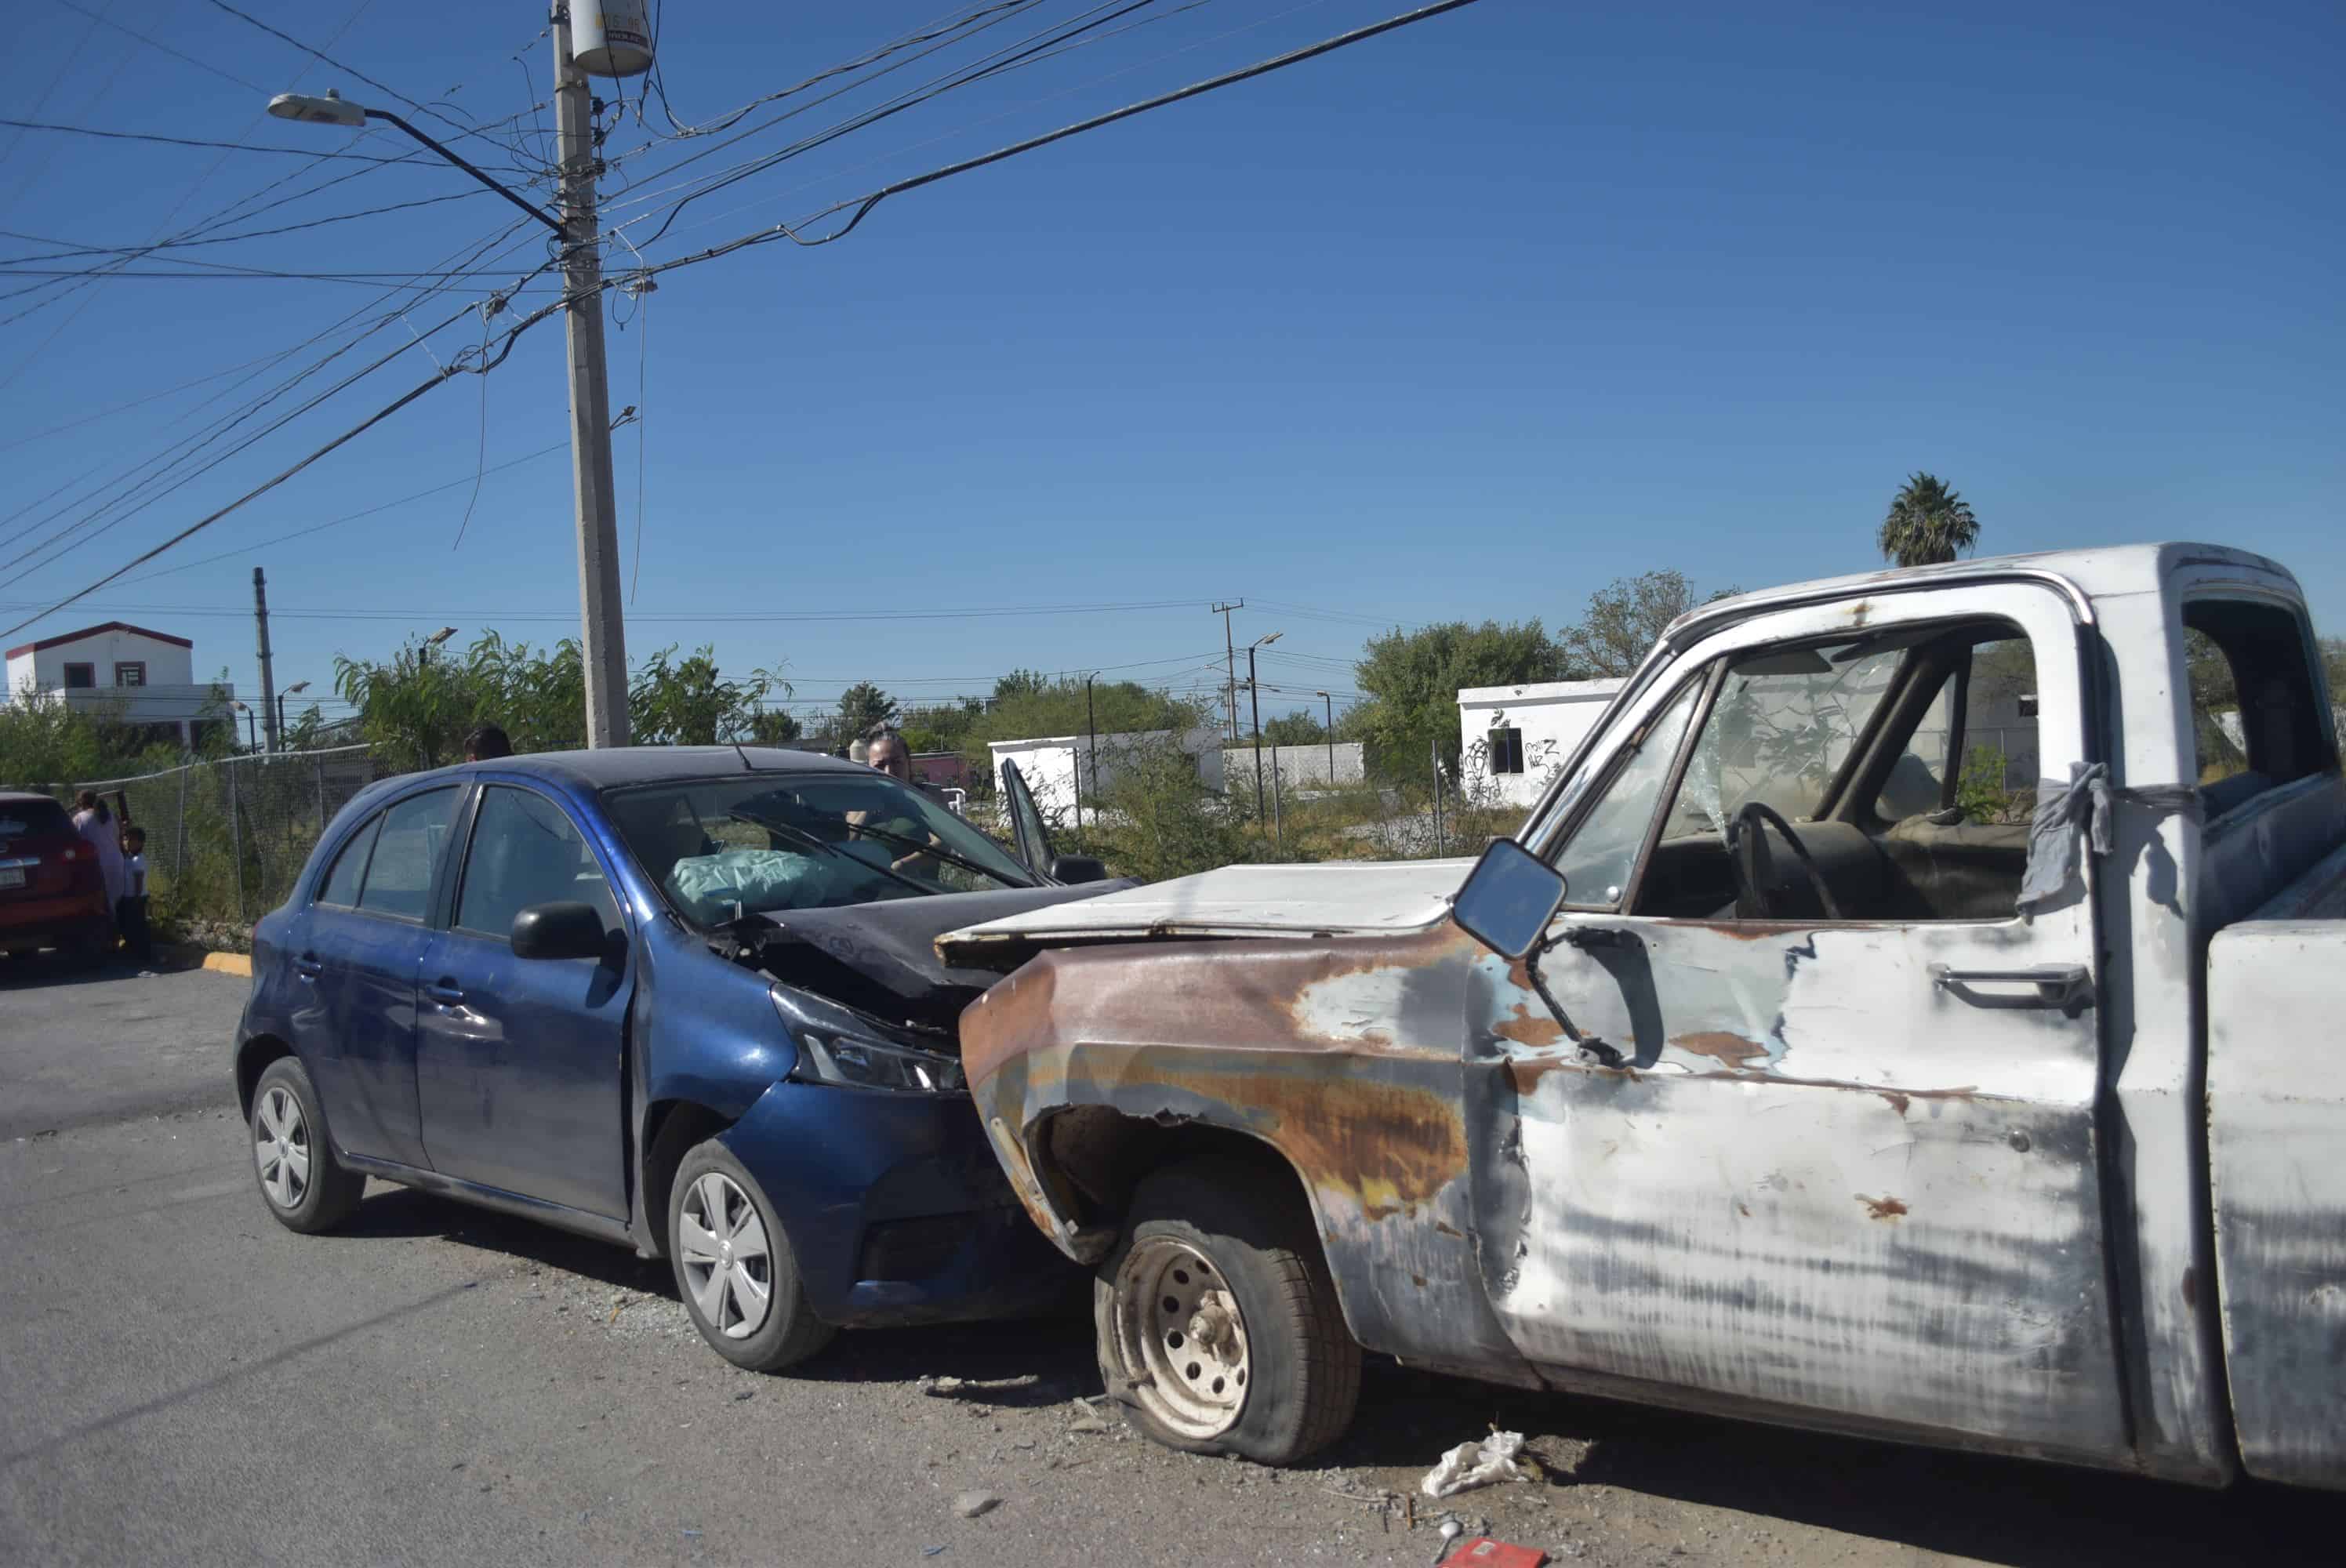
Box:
[61,662,95,689]
[1487,727,1526,775]
[114,662,145,688]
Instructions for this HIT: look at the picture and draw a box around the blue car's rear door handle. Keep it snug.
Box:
[424,981,465,1007]
[293,953,323,979]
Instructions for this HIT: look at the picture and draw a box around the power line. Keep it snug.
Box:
[201,0,480,140]
[0,117,423,162]
[46,0,268,95]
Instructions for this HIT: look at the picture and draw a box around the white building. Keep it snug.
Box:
[1457,677,1624,808]
[989,725,1228,824]
[4,621,234,750]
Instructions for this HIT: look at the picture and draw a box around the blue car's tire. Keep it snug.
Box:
[250,1056,364,1234]
[669,1138,835,1372]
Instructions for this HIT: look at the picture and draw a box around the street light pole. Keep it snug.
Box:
[277,680,310,746]
[1082,673,1097,835]
[267,74,627,748]
[1316,690,1335,782]
[551,14,630,748]
[1244,631,1281,821]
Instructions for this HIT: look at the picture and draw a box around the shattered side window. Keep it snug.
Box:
[1555,679,1702,909]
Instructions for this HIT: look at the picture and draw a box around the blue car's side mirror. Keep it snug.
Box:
[511,901,612,962]
[1452,839,1567,960]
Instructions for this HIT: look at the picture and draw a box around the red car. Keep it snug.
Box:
[0,790,111,960]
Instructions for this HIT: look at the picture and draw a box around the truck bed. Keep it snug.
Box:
[2206,836,2346,1488]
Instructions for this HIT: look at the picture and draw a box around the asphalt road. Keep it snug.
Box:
[2,951,2339,1566]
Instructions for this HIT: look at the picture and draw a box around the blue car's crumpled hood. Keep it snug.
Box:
[745,881,1132,1040]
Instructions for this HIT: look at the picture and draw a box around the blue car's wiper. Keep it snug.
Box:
[724,809,932,898]
[841,817,1030,890]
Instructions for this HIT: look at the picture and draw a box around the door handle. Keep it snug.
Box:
[1929,964,2092,1011]
[293,953,323,979]
[424,981,465,1007]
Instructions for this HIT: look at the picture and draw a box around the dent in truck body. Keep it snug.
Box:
[960,927,1544,1386]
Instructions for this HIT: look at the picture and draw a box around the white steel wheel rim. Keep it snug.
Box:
[677,1172,773,1340]
[253,1084,313,1210]
[1111,1236,1251,1439]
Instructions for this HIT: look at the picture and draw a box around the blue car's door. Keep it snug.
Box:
[413,782,632,1219]
[287,786,462,1168]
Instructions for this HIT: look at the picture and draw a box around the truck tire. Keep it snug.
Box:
[1095,1158,1360,1465]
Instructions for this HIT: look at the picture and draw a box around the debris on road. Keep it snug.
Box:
[1422,1431,1529,1498]
[953,1491,1001,1519]
[922,1374,1040,1399]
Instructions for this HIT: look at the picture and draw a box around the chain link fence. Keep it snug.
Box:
[53,745,392,925]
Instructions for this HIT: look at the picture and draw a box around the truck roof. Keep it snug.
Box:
[1672,541,2299,650]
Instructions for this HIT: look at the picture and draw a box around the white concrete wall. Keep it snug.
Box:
[990,726,1229,825]
[1458,678,1624,808]
[1219,741,1364,790]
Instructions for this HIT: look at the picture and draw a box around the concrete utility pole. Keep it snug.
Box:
[554,10,630,747]
[252,566,278,753]
[1211,600,1244,741]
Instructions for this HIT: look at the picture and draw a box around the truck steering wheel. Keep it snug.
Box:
[1724,800,1845,921]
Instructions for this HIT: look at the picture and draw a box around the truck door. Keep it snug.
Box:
[1473,581,2130,1461]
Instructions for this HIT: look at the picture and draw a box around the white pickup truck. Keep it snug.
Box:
[945,543,2345,1488]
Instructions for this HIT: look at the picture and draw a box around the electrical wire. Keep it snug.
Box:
[201,0,482,140]
[47,0,268,95]
[0,118,426,162]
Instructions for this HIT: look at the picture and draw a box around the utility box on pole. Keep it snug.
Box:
[554,7,630,747]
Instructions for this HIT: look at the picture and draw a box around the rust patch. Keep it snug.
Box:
[1856,1194,1908,1221]
[1433,1219,1464,1239]
[1879,1091,1911,1117]
[1735,1200,1751,1218]
[1849,598,1872,626]
[1492,1002,1564,1048]
[1505,1054,1579,1094]
[1411,1273,1428,1289]
[1670,1031,1771,1073]
[2181,1266,2198,1309]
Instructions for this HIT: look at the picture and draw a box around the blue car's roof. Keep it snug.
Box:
[351,746,871,815]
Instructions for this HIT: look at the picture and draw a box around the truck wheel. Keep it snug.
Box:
[668,1138,836,1373]
[250,1056,364,1233]
[1095,1159,1360,1465]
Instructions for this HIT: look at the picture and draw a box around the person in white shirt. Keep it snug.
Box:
[118,825,152,966]
[70,790,128,916]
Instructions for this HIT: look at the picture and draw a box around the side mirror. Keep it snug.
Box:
[1452,839,1567,960]
[511,900,614,962]
[1048,854,1110,885]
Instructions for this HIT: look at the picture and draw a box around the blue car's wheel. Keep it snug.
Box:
[669,1138,835,1371]
[250,1056,363,1234]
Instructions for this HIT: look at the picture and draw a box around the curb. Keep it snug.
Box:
[201,952,252,978]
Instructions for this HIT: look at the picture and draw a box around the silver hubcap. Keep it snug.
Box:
[253,1085,313,1210]
[677,1172,772,1340]
[1108,1237,1251,1439]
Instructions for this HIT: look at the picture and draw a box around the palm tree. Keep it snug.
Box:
[1877,473,1979,568]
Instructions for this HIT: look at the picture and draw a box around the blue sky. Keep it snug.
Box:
[2,0,2339,733]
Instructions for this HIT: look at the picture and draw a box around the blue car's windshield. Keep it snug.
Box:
[605,771,1037,925]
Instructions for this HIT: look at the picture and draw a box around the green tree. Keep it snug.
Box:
[1558,570,1738,678]
[1260,710,1327,746]
[1877,472,1980,568]
[630,645,790,746]
[333,637,485,771]
[962,679,1203,785]
[900,697,982,755]
[1350,619,1570,780]
[2319,635,2345,707]
[746,708,802,746]
[834,681,898,741]
[991,669,1047,704]
[467,632,585,753]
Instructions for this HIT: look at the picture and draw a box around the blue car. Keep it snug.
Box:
[234,746,1112,1370]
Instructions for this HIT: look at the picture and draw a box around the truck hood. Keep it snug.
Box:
[743,881,1131,1038]
[934,858,1474,969]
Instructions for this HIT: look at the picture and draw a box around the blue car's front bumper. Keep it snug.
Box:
[720,1077,1080,1328]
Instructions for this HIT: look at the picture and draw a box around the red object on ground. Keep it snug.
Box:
[1445,1541,1547,1568]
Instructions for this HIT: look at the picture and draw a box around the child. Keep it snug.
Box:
[118,826,153,968]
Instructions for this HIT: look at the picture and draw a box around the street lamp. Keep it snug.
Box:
[1246,632,1283,822]
[1315,690,1335,782]
[277,680,310,746]
[229,700,258,752]
[266,92,564,235]
[269,38,631,751]
[422,626,458,667]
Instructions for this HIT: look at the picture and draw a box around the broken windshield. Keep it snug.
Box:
[605,771,1038,927]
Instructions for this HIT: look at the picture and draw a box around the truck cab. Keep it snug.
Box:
[946,543,2346,1485]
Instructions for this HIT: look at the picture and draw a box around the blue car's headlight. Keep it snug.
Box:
[769,985,966,1094]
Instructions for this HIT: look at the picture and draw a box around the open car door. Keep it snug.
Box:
[998,760,1059,880]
